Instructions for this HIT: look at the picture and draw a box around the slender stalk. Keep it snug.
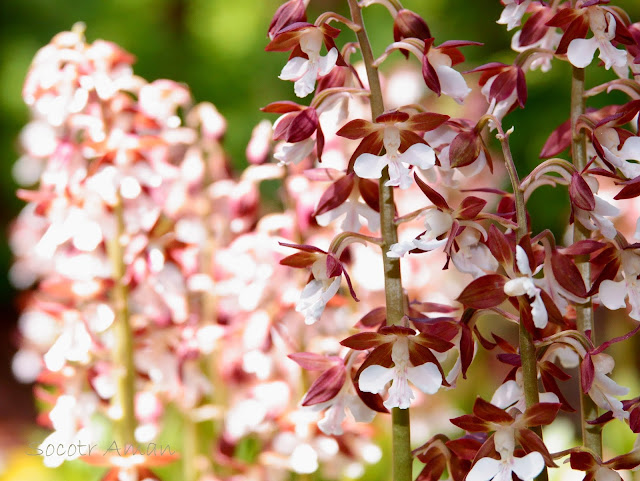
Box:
[497,129,548,481]
[346,2,410,481]
[107,196,136,448]
[570,65,602,456]
[183,414,198,481]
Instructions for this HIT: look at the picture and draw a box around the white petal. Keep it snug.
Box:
[273,138,315,165]
[386,158,412,189]
[346,394,376,423]
[594,196,620,217]
[619,136,640,162]
[491,380,521,409]
[595,467,622,481]
[412,236,448,252]
[354,153,388,179]
[359,365,395,394]
[567,37,598,68]
[294,64,319,98]
[387,240,416,258]
[398,143,436,170]
[531,292,548,329]
[515,245,532,276]
[466,457,502,481]
[435,65,471,103]
[504,277,528,297]
[279,57,309,81]
[318,48,338,77]
[406,362,442,395]
[599,279,628,310]
[511,452,545,481]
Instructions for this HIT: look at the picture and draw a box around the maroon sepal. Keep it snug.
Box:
[457,275,508,309]
[301,365,346,406]
[540,117,572,158]
[581,352,595,393]
[393,9,431,44]
[356,306,386,328]
[268,0,307,39]
[414,172,450,210]
[570,172,596,211]
[314,173,355,217]
[551,249,587,298]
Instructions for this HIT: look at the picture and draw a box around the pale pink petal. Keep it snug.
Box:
[466,457,502,481]
[398,143,436,170]
[406,362,442,395]
[354,153,388,179]
[567,37,598,68]
[511,452,545,481]
[599,279,627,310]
[359,365,395,394]
[279,57,309,81]
[435,65,471,103]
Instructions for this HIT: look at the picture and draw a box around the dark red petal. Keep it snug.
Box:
[405,112,450,132]
[570,173,596,211]
[376,110,411,124]
[449,131,481,169]
[288,352,340,371]
[286,108,318,143]
[581,353,595,394]
[472,397,514,424]
[356,307,386,328]
[336,119,377,139]
[522,402,562,427]
[540,118,572,158]
[457,275,508,310]
[551,250,587,298]
[280,252,318,268]
[413,172,450,210]
[302,365,346,406]
[340,332,390,350]
[456,196,487,220]
[314,173,355,217]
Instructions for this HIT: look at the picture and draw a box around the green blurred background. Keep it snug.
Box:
[1,0,640,479]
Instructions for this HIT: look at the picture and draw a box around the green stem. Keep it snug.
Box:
[183,413,198,481]
[346,1,410,481]
[107,197,136,448]
[570,65,602,457]
[497,128,548,481]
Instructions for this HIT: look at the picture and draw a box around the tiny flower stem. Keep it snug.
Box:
[107,195,136,448]
[571,65,602,457]
[347,1,410,481]
[495,124,548,481]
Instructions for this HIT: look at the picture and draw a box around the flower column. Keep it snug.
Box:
[346,2,411,481]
